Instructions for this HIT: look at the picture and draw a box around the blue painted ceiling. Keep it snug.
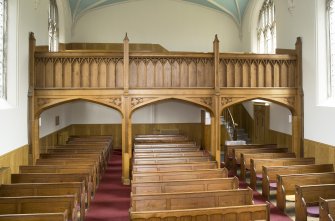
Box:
[68,0,250,26]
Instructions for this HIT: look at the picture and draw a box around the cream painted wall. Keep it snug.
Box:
[68,101,122,124]
[71,0,241,52]
[0,0,49,155]
[275,0,335,145]
[40,103,73,137]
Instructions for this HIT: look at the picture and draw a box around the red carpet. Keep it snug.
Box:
[85,150,131,221]
[239,180,292,221]
[85,153,291,220]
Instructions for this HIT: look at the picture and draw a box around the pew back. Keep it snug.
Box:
[276,172,335,211]
[131,188,253,212]
[0,212,68,221]
[130,204,270,221]
[131,177,239,194]
[132,168,228,183]
[132,161,217,173]
[320,197,335,221]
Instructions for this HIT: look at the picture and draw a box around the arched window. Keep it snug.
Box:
[48,0,59,52]
[327,0,335,100]
[0,0,7,99]
[257,0,276,54]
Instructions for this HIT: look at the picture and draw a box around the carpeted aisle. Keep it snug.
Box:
[85,150,131,221]
[85,152,292,221]
[239,180,292,221]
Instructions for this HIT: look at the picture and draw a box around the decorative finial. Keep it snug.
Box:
[124,33,129,41]
[214,34,219,43]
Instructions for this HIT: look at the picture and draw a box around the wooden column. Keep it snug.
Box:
[121,96,131,185]
[292,37,304,157]
[213,35,220,94]
[212,35,221,167]
[211,96,221,168]
[32,115,40,165]
[123,33,129,94]
[121,33,131,185]
[28,32,37,165]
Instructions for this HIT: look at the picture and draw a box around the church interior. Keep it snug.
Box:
[0,0,335,220]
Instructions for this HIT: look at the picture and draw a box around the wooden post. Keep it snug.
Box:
[121,96,131,185]
[32,115,40,165]
[28,32,37,165]
[292,37,304,157]
[121,33,131,185]
[211,96,221,168]
[123,33,129,94]
[213,35,220,94]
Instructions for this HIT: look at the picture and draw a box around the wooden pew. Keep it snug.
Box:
[11,173,92,207]
[133,150,209,158]
[39,153,105,171]
[223,144,277,169]
[134,142,197,149]
[262,164,334,199]
[0,195,78,221]
[132,168,228,183]
[133,156,212,165]
[133,147,199,153]
[19,165,97,194]
[0,212,68,221]
[130,188,253,212]
[320,197,335,221]
[131,177,239,194]
[232,147,288,176]
[276,172,335,211]
[134,135,189,143]
[50,145,110,162]
[0,182,85,220]
[132,161,217,173]
[241,152,296,181]
[249,157,315,189]
[35,158,100,180]
[295,184,335,221]
[130,203,270,221]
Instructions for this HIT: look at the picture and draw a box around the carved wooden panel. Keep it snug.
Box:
[219,55,297,88]
[35,55,124,89]
[129,56,214,88]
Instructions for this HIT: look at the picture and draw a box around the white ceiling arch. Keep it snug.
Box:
[68,0,250,27]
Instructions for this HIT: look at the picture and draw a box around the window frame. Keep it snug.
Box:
[257,0,276,54]
[327,0,335,100]
[0,0,7,99]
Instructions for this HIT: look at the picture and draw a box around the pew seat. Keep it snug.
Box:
[240,152,296,181]
[249,157,315,189]
[261,164,334,199]
[276,172,335,211]
[295,184,335,220]
[320,197,335,221]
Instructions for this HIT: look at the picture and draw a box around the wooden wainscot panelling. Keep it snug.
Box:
[69,124,122,149]
[39,125,72,154]
[0,145,29,174]
[0,167,10,184]
[304,139,335,165]
[265,130,292,150]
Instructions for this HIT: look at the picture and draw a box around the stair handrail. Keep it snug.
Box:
[226,108,238,140]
